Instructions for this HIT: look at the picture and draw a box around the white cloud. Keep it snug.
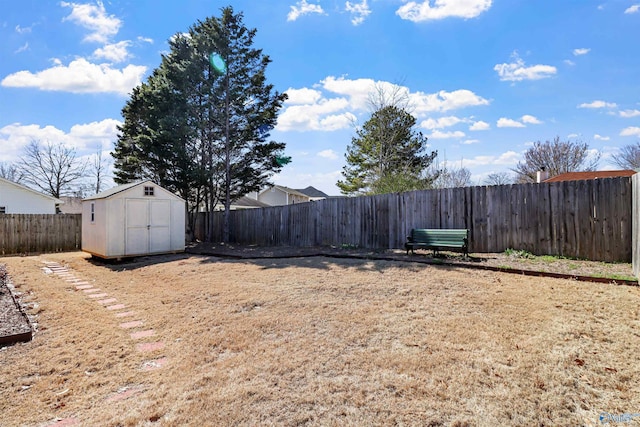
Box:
[278,76,488,132]
[396,0,492,22]
[345,0,371,25]
[277,98,352,131]
[462,139,480,144]
[319,113,357,130]
[317,149,339,160]
[61,1,122,43]
[578,100,618,109]
[619,109,640,118]
[321,76,489,113]
[137,36,154,44]
[287,0,325,21]
[285,87,323,105]
[68,119,121,143]
[594,134,610,141]
[497,117,525,128]
[564,59,576,66]
[620,127,640,137]
[462,151,520,167]
[15,42,29,54]
[573,48,590,56]
[520,114,542,124]
[420,116,464,129]
[15,24,34,34]
[624,4,640,14]
[427,130,465,139]
[1,58,146,95]
[321,76,379,110]
[494,52,556,82]
[567,133,579,138]
[93,40,131,63]
[0,119,121,162]
[412,89,489,113]
[469,120,490,131]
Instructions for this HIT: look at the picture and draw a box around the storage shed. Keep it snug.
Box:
[82,181,185,259]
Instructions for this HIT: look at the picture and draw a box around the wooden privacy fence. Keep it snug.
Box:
[0,214,82,255]
[632,174,640,279]
[198,177,632,262]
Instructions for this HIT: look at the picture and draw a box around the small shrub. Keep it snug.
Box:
[504,248,533,259]
[341,243,359,249]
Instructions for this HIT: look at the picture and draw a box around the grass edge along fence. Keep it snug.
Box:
[0,214,81,255]
[198,177,632,263]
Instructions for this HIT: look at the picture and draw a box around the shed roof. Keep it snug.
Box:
[543,170,636,183]
[83,180,184,201]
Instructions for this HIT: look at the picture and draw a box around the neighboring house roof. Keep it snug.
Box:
[0,176,63,204]
[260,185,310,199]
[295,186,329,198]
[58,196,83,214]
[544,170,636,183]
[231,196,271,209]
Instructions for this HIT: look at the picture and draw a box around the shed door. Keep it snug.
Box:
[125,199,172,255]
[149,200,171,252]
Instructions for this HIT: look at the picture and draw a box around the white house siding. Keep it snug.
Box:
[258,187,310,206]
[259,187,288,206]
[0,178,58,214]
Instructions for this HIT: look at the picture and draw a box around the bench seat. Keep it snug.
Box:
[405,228,469,256]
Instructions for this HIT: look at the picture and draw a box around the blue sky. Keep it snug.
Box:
[1,0,639,195]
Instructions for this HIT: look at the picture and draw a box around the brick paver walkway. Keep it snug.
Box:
[42,260,169,426]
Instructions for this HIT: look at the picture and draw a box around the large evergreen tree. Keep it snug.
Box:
[337,105,438,195]
[113,7,287,241]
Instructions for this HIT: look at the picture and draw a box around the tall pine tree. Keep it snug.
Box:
[113,7,287,241]
[337,105,438,195]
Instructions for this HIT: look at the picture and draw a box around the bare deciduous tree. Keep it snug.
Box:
[611,141,640,170]
[89,148,111,195]
[512,137,599,183]
[18,140,88,198]
[434,164,472,188]
[0,162,24,183]
[484,172,514,186]
[367,80,412,113]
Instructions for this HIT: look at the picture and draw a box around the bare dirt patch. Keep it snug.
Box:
[1,251,639,426]
[188,243,636,282]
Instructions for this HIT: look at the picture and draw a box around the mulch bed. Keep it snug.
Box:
[0,264,32,346]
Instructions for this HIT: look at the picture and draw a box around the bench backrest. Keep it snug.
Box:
[410,229,468,246]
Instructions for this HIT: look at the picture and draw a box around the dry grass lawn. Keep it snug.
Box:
[1,251,639,426]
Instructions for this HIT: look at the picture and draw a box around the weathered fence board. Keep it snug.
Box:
[0,214,82,255]
[632,174,640,278]
[197,177,632,262]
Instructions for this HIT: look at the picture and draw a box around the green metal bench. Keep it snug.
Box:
[405,228,469,256]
